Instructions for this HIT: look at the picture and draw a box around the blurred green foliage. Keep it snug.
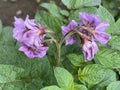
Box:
[102,0,120,20]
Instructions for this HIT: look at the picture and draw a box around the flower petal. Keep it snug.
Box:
[19,45,34,58]
[65,36,77,45]
[82,40,98,61]
[94,31,111,44]
[96,21,109,32]
[19,44,48,58]
[61,20,78,45]
[61,20,77,35]
[92,41,99,54]
[82,45,93,60]
[22,30,44,47]
[25,15,36,30]
[79,12,101,26]
[13,17,26,41]
[68,20,78,29]
[14,17,25,28]
[61,26,70,35]
[34,46,48,58]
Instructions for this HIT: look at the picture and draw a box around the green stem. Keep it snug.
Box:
[50,39,61,66]
[50,38,61,66]
[56,43,61,66]
[56,31,77,66]
[47,27,90,66]
[60,31,76,46]
[46,33,61,66]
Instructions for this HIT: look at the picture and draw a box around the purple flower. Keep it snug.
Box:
[79,12,111,60]
[19,43,48,58]
[82,39,98,61]
[13,15,45,42]
[62,20,78,45]
[79,12,111,44]
[13,15,48,58]
[62,12,111,61]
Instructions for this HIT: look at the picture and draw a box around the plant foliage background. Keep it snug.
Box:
[0,0,120,90]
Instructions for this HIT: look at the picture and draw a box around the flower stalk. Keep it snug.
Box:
[56,43,61,66]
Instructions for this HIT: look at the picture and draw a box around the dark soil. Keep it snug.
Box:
[0,0,38,26]
[0,0,63,26]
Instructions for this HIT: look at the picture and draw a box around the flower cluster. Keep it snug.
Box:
[62,12,111,61]
[13,15,48,58]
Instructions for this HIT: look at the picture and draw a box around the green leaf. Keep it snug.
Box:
[35,11,41,24]
[60,10,69,16]
[0,20,2,35]
[0,26,15,45]
[67,54,84,67]
[0,44,54,89]
[0,41,54,89]
[78,64,106,84]
[107,81,120,90]
[97,69,116,86]
[74,84,88,90]
[116,18,120,27]
[0,78,44,90]
[61,0,101,9]
[89,86,106,90]
[41,85,63,90]
[40,2,63,19]
[114,18,120,35]
[77,0,101,7]
[54,67,74,90]
[96,6,115,34]
[0,65,24,83]
[0,81,26,90]
[109,36,120,50]
[35,11,63,39]
[61,0,75,9]
[90,69,116,90]
[95,47,120,68]
[0,24,55,90]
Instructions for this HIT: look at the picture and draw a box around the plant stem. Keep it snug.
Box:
[60,31,76,46]
[46,32,62,66]
[50,39,61,66]
[56,43,61,66]
[56,32,77,66]
[47,26,91,66]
